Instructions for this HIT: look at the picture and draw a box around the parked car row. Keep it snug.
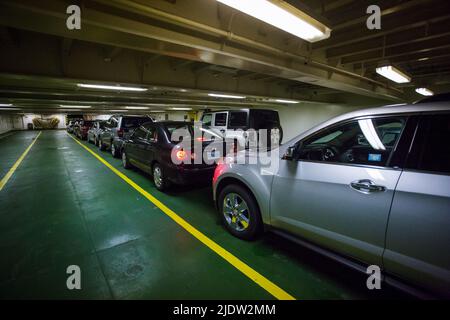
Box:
[68,104,450,298]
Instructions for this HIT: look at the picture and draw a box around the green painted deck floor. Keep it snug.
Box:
[0,130,408,299]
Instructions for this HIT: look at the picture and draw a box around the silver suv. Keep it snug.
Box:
[213,102,450,297]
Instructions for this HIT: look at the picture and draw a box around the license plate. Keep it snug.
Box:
[207,150,220,160]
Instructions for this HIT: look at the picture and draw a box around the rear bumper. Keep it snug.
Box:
[166,164,215,186]
[80,131,89,139]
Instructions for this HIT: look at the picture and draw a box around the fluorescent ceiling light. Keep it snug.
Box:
[415,88,434,96]
[208,93,246,99]
[272,99,299,104]
[376,66,411,83]
[0,107,20,111]
[0,103,13,107]
[358,119,385,151]
[60,105,91,109]
[60,109,83,112]
[125,106,150,110]
[216,0,330,42]
[170,107,192,111]
[148,110,166,113]
[77,83,148,92]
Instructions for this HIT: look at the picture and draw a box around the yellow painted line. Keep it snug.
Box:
[0,131,41,191]
[68,133,295,300]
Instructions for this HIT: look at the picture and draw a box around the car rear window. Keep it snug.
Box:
[164,123,193,141]
[122,117,149,128]
[214,113,227,126]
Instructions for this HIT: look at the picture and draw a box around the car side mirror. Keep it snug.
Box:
[282,146,295,160]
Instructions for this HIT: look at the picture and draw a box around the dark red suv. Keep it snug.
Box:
[74,120,95,140]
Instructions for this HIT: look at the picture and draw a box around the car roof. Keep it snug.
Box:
[116,114,151,118]
[154,121,192,125]
[285,101,450,146]
[337,101,450,119]
[203,108,277,113]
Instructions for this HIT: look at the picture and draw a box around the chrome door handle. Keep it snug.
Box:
[350,179,386,194]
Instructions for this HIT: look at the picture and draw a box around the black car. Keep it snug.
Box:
[98,115,153,157]
[122,121,225,191]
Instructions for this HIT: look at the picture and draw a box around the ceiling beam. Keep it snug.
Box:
[341,35,450,65]
[326,19,450,59]
[354,48,450,70]
[103,46,122,62]
[314,10,450,50]
[330,0,435,31]
[0,0,404,101]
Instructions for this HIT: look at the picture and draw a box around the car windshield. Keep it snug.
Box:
[122,117,149,128]
[201,114,212,126]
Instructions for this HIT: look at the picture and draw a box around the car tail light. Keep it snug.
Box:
[117,128,124,137]
[196,137,206,142]
[176,150,187,161]
[213,161,226,184]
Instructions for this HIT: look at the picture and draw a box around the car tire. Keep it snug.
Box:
[152,163,169,191]
[99,139,106,151]
[218,184,263,240]
[122,151,131,169]
[111,142,119,158]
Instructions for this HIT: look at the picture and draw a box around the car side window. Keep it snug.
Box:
[214,112,227,126]
[228,111,248,128]
[133,127,147,140]
[147,126,158,143]
[297,117,406,167]
[405,113,450,174]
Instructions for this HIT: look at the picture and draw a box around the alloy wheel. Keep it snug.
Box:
[122,152,127,167]
[223,193,250,232]
[153,166,163,188]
